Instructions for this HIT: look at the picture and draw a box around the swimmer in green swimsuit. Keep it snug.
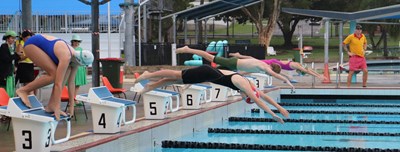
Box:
[176,46,295,89]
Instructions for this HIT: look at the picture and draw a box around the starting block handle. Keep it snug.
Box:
[267,75,273,86]
[169,96,179,112]
[230,88,238,96]
[51,119,71,144]
[204,88,212,103]
[123,105,136,125]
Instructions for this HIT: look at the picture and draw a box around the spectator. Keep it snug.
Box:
[70,34,87,105]
[0,30,19,97]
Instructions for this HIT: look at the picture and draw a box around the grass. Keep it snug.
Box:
[177,22,400,62]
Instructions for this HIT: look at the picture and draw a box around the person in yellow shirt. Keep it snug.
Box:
[342,24,368,87]
[15,30,35,94]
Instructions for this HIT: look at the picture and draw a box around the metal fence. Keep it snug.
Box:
[0,11,122,33]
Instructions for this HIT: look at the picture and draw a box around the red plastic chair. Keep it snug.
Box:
[101,76,127,99]
[0,88,9,106]
[61,86,88,120]
[0,88,11,131]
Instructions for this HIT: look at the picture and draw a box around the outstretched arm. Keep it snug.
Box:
[261,64,295,89]
[291,62,326,81]
[258,91,289,118]
[233,75,284,124]
[228,52,255,59]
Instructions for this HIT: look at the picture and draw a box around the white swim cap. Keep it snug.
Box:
[73,50,94,66]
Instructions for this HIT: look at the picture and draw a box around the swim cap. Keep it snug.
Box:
[245,86,259,104]
[72,50,94,66]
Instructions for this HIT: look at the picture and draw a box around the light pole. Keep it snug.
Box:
[138,0,150,66]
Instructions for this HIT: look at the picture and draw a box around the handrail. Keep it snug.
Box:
[311,62,315,88]
[336,62,340,88]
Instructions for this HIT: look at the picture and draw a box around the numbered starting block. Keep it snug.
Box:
[131,80,180,119]
[6,96,70,152]
[250,73,273,90]
[209,83,229,101]
[87,87,136,133]
[181,84,212,109]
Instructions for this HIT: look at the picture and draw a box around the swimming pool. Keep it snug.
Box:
[159,99,400,151]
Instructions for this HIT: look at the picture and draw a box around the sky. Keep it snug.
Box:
[0,0,139,14]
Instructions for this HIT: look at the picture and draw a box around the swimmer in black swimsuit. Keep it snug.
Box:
[134,65,289,124]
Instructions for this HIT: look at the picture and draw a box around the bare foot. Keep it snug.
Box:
[139,85,152,94]
[16,89,32,108]
[228,52,240,57]
[134,71,150,83]
[176,46,189,54]
[272,115,284,124]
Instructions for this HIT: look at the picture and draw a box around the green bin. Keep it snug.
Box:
[99,58,125,88]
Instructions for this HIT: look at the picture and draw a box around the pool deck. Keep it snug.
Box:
[1,63,400,152]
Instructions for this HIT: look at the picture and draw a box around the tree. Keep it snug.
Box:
[215,0,282,49]
[153,0,194,43]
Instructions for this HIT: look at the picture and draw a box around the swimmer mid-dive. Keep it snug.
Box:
[229,52,326,81]
[134,65,289,124]
[176,46,295,89]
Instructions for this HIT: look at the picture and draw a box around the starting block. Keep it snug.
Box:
[193,83,212,103]
[87,87,136,133]
[209,83,229,101]
[6,95,70,152]
[250,73,273,89]
[131,80,180,119]
[181,84,212,109]
[142,90,179,119]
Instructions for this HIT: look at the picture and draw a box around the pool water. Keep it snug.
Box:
[159,100,400,151]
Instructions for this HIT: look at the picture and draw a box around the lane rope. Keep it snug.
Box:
[280,102,400,108]
[208,128,400,136]
[162,140,399,151]
[229,117,400,124]
[252,109,400,115]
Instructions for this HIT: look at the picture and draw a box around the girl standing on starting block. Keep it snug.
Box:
[16,34,94,120]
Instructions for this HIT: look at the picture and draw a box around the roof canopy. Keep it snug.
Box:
[282,4,400,21]
[162,0,261,20]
